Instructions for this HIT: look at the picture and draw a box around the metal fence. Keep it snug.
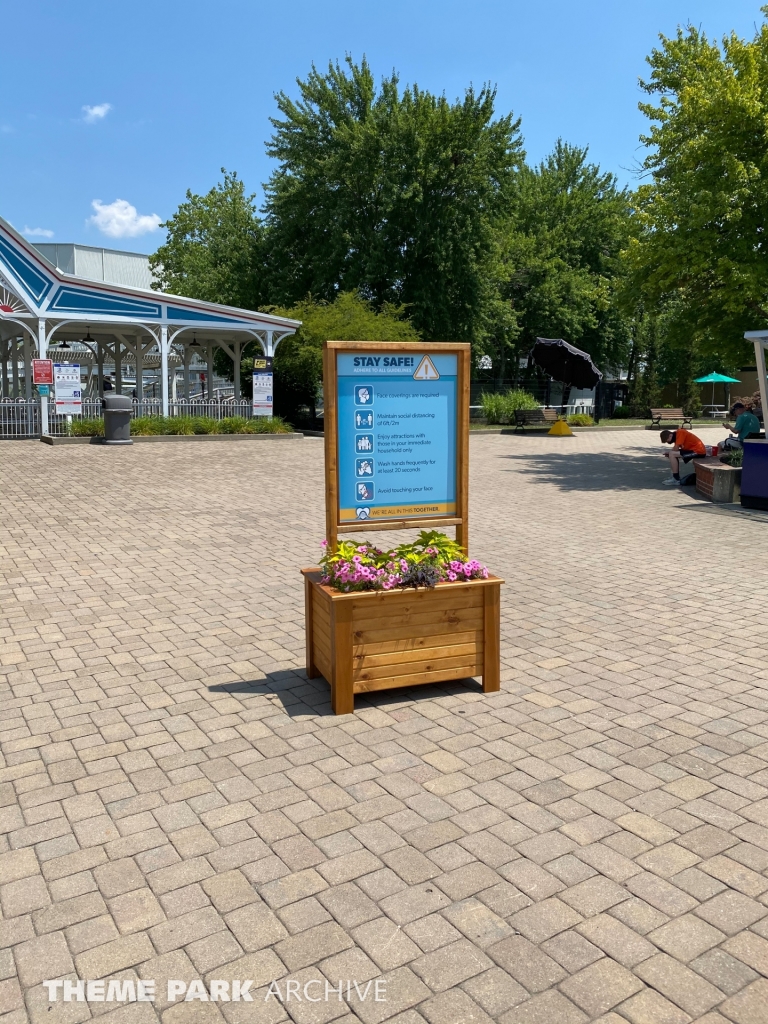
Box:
[0,398,258,439]
[0,400,41,439]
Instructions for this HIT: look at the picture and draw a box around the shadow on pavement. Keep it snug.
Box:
[209,669,483,718]
[499,448,685,492]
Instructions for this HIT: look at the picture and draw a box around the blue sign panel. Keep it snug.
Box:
[337,352,458,523]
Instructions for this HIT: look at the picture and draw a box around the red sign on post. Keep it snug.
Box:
[32,359,54,385]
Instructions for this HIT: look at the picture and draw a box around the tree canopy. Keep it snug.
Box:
[502,141,635,375]
[263,57,524,345]
[626,16,768,366]
[150,171,266,310]
[152,24,768,419]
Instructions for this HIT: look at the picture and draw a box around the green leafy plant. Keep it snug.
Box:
[319,531,488,593]
[129,416,165,435]
[611,405,632,419]
[480,389,539,424]
[245,415,292,433]
[127,414,292,436]
[725,447,743,467]
[567,413,594,426]
[68,418,104,437]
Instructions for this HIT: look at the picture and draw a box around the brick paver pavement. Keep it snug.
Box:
[1,427,767,1024]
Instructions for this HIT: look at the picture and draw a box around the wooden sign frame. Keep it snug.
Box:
[323,340,470,553]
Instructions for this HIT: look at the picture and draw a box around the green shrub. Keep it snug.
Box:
[504,389,539,411]
[567,413,594,426]
[68,418,104,437]
[190,416,219,434]
[130,416,165,435]
[245,416,293,434]
[128,414,292,436]
[480,393,507,424]
[480,389,539,424]
[611,405,631,419]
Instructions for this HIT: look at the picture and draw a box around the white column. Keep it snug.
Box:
[11,337,19,398]
[265,330,274,357]
[207,343,214,402]
[115,341,122,393]
[23,334,32,400]
[38,320,49,436]
[233,340,241,400]
[160,325,169,417]
[135,336,143,414]
[183,345,190,401]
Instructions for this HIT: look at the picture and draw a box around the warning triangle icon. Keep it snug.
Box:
[413,355,440,380]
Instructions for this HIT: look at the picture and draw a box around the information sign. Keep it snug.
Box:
[32,358,53,385]
[324,341,469,551]
[54,363,82,415]
[252,357,273,417]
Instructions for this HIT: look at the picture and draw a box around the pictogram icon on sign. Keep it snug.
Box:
[413,355,440,380]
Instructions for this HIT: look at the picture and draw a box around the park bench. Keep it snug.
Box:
[650,408,692,429]
[514,408,559,433]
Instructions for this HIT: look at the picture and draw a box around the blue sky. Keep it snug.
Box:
[3,0,763,253]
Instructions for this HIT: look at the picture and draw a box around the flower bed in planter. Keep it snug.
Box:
[301,570,502,714]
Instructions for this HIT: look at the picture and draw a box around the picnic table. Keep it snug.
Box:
[703,405,727,419]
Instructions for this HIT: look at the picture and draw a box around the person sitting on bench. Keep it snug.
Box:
[660,428,706,485]
[718,401,760,451]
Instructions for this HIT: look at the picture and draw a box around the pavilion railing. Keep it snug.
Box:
[0,398,259,438]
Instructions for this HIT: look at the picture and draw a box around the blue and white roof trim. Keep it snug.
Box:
[0,215,300,334]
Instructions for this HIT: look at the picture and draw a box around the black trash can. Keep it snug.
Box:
[102,394,133,445]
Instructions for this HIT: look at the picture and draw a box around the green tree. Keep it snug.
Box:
[627,15,768,364]
[500,142,635,379]
[628,313,661,416]
[263,57,524,345]
[150,170,266,310]
[269,291,419,420]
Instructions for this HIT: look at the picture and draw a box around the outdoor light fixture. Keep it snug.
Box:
[190,334,199,347]
[59,340,71,350]
[84,331,95,344]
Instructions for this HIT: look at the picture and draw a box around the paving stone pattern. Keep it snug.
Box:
[1,428,767,1024]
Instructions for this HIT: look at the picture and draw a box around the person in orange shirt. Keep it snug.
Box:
[660,428,707,485]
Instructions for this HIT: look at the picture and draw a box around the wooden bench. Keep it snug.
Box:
[650,408,692,429]
[514,408,559,433]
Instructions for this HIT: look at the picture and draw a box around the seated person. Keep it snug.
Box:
[660,427,706,485]
[719,401,760,450]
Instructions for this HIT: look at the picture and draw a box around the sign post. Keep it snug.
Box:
[53,363,82,416]
[252,357,274,417]
[301,339,500,715]
[323,341,470,553]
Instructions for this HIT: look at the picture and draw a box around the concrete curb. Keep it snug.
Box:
[40,433,303,446]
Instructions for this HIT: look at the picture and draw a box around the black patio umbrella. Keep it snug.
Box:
[532,338,603,390]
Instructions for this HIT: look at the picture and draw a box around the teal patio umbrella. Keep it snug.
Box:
[694,371,741,408]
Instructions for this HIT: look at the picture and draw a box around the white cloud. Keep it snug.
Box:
[23,226,54,238]
[88,199,162,238]
[82,103,112,123]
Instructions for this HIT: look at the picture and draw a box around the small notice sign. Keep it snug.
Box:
[252,357,273,417]
[54,363,82,415]
[32,359,54,385]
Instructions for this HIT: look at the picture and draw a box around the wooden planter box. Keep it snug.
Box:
[301,569,503,714]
